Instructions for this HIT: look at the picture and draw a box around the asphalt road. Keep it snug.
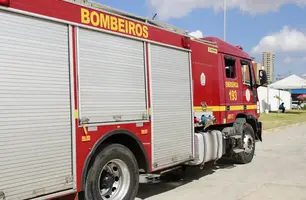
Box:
[136,123,306,200]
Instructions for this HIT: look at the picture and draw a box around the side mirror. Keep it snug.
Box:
[258,70,268,86]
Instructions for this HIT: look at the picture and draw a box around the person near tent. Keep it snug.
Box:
[279,102,286,113]
[297,100,302,110]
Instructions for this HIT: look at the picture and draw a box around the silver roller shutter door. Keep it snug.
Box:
[150,44,193,169]
[0,11,73,200]
[78,28,147,124]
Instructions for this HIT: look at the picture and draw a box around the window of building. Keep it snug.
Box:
[224,56,236,79]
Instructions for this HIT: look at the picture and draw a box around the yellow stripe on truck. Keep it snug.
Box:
[246,105,257,110]
[194,104,257,112]
[229,105,244,111]
[194,106,226,112]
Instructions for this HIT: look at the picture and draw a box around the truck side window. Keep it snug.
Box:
[224,57,236,79]
[241,60,254,89]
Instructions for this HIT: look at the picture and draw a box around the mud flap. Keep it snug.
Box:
[255,121,262,142]
[233,118,246,134]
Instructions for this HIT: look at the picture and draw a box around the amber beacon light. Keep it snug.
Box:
[0,0,10,6]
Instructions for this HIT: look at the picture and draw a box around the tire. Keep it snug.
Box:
[233,123,256,164]
[85,144,139,200]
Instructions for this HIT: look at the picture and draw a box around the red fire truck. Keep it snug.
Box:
[0,0,268,200]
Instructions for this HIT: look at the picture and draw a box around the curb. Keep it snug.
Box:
[263,122,306,133]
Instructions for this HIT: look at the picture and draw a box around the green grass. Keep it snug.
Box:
[259,110,306,130]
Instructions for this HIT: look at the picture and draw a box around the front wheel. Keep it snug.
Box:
[234,123,256,164]
[85,144,139,200]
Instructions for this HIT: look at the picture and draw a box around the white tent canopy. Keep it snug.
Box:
[269,74,306,90]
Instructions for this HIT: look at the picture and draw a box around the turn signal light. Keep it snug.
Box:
[0,0,10,6]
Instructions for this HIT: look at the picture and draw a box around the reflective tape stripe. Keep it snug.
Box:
[194,104,257,112]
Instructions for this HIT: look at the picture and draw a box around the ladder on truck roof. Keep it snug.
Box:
[63,0,217,46]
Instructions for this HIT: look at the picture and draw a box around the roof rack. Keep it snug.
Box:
[88,0,190,35]
[63,0,217,46]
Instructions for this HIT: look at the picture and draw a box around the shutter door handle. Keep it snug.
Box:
[80,117,90,124]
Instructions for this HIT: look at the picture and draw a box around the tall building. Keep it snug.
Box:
[262,52,275,84]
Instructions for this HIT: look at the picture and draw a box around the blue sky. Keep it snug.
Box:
[97,0,306,79]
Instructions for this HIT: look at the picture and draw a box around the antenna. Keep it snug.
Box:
[223,0,226,41]
[152,13,157,20]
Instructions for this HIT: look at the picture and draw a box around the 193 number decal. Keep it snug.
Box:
[229,90,237,101]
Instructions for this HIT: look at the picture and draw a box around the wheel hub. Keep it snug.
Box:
[243,133,254,155]
[102,172,115,189]
[98,159,131,200]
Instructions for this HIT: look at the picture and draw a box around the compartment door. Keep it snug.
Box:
[77,28,148,124]
[150,44,193,170]
[0,11,73,200]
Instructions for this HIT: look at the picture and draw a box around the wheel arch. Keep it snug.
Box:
[236,113,261,140]
[81,129,150,190]
[236,113,257,131]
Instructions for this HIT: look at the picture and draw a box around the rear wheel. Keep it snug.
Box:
[85,144,139,200]
[234,123,256,164]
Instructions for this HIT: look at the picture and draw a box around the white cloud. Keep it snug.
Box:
[252,26,306,54]
[284,56,294,63]
[189,30,203,38]
[284,56,306,63]
[149,0,306,20]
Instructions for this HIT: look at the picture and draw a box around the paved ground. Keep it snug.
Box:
[136,123,306,200]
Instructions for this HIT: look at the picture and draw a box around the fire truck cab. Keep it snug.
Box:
[0,0,268,200]
[190,36,267,166]
[192,36,264,136]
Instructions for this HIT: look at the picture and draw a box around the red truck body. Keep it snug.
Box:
[0,1,265,200]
